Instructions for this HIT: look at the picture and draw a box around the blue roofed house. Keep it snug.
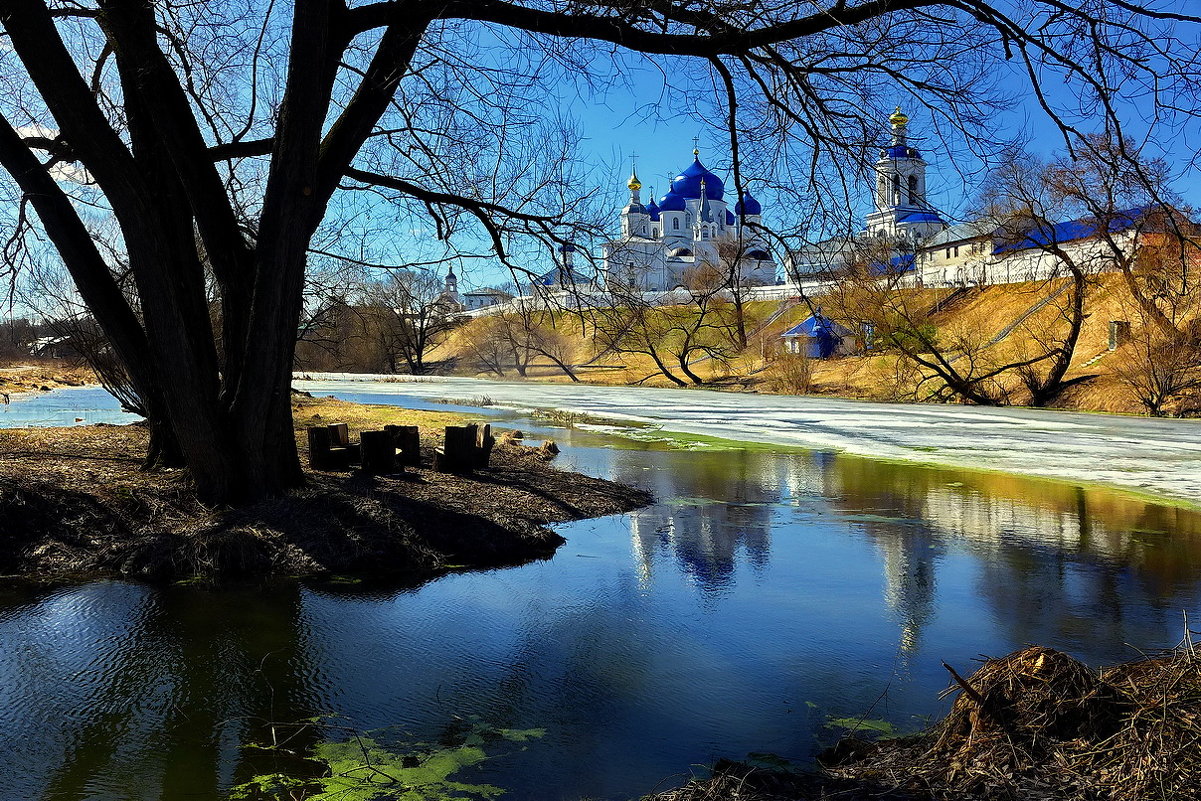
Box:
[916,207,1155,287]
[780,310,859,358]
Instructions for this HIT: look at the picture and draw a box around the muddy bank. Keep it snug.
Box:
[650,644,1201,801]
[0,418,650,582]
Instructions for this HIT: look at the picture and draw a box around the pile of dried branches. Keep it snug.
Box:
[828,642,1201,800]
[650,641,1201,801]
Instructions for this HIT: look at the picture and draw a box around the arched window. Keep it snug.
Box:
[908,175,919,204]
[702,229,708,239]
[891,175,901,205]
[673,218,680,230]
[652,227,659,238]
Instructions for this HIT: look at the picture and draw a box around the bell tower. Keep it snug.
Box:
[865,108,944,240]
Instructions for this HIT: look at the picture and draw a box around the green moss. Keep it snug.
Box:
[229,718,545,801]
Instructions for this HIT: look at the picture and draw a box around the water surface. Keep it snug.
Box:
[2,386,1201,799]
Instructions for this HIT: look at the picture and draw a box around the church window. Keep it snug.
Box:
[652,227,659,238]
[908,175,919,204]
[945,248,951,259]
[891,175,901,205]
[953,245,960,257]
[702,229,708,239]
[673,218,680,230]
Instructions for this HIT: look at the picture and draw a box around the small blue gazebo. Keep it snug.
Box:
[780,310,854,358]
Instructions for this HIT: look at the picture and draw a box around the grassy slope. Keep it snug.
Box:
[438,277,1185,414]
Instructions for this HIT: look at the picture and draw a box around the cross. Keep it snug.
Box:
[692,136,700,156]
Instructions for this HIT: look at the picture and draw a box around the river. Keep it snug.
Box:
[2,382,1201,799]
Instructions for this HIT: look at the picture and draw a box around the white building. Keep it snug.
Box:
[602,150,777,291]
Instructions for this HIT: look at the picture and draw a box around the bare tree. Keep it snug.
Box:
[1,0,1199,502]
[356,270,460,374]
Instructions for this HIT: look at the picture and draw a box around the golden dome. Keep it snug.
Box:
[889,106,909,127]
[627,170,642,191]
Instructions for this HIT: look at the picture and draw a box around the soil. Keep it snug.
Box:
[0,412,651,583]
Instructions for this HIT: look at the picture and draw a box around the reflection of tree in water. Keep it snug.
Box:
[616,449,782,594]
[2,582,319,798]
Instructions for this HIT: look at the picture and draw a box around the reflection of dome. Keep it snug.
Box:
[735,192,762,216]
[658,192,686,211]
[671,158,725,200]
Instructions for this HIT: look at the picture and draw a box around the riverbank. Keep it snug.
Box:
[295,375,1201,508]
[0,361,95,398]
[651,643,1201,801]
[0,395,650,582]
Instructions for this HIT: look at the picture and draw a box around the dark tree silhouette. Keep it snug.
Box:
[1,0,1198,501]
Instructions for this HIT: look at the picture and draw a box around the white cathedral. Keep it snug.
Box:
[602,148,778,291]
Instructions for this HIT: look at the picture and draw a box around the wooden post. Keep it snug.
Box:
[385,424,421,466]
[436,424,477,473]
[307,426,333,469]
[327,422,350,447]
[475,423,495,468]
[359,430,396,474]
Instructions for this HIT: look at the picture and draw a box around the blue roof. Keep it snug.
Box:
[993,207,1147,254]
[898,211,943,224]
[726,209,736,225]
[884,145,921,159]
[782,313,851,337]
[868,253,916,276]
[646,198,660,221]
[658,191,686,212]
[735,192,762,216]
[535,265,590,286]
[670,158,724,200]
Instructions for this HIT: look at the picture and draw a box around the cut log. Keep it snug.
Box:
[307,426,334,469]
[327,422,350,447]
[475,423,495,468]
[385,424,421,466]
[359,430,396,474]
[436,424,478,473]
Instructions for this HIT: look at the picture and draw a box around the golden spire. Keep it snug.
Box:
[889,106,909,127]
[627,169,642,191]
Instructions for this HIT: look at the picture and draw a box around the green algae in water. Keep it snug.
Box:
[230,718,545,801]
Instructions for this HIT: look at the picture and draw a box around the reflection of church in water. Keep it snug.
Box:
[616,451,780,594]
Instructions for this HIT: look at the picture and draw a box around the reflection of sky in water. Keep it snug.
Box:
[0,386,137,428]
[3,386,1201,799]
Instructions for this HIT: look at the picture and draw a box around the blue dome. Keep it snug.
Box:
[884,144,921,159]
[735,192,762,216]
[658,191,686,212]
[670,158,724,200]
[646,198,661,222]
[725,210,736,225]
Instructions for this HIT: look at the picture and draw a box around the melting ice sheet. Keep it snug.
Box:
[296,374,1201,505]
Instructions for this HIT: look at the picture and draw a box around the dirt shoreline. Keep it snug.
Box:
[0,397,651,583]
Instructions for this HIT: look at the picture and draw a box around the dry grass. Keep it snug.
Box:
[0,397,651,582]
[0,359,96,396]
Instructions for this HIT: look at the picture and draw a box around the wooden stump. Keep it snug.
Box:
[385,425,421,466]
[475,423,495,469]
[327,422,350,447]
[307,426,334,469]
[435,424,477,473]
[359,430,396,474]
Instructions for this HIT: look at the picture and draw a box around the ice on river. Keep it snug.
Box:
[296,374,1201,505]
